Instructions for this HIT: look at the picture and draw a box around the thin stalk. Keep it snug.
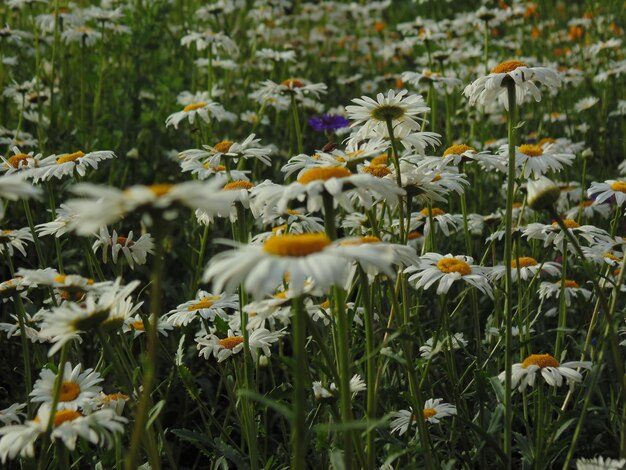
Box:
[502,79,517,470]
[290,93,304,155]
[291,296,307,469]
[125,222,166,470]
[385,117,406,243]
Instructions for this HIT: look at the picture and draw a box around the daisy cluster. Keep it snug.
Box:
[0,0,624,468]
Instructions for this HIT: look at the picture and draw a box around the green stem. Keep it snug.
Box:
[290,94,304,155]
[359,267,376,470]
[385,118,406,243]
[291,296,307,469]
[502,79,517,470]
[125,222,166,470]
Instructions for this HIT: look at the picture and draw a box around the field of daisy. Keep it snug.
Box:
[1,0,626,468]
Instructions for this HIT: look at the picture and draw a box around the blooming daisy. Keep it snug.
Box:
[250,167,403,218]
[405,253,493,297]
[179,134,272,169]
[92,227,154,268]
[165,291,239,327]
[35,204,78,238]
[0,403,25,426]
[64,180,239,235]
[522,220,612,249]
[576,456,626,470]
[346,89,429,141]
[0,228,32,257]
[123,314,173,338]
[253,78,328,101]
[165,100,232,129]
[499,353,592,391]
[419,332,468,359]
[1,146,41,174]
[538,279,592,306]
[490,256,561,282]
[564,200,611,220]
[588,180,626,207]
[0,403,127,462]
[30,362,103,411]
[0,174,41,204]
[196,328,286,363]
[464,60,561,109]
[390,399,457,435]
[203,233,406,299]
[30,150,115,182]
[505,143,575,179]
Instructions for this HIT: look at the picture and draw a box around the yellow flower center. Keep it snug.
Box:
[297,166,352,184]
[408,230,422,240]
[491,60,529,73]
[436,258,472,275]
[102,393,129,403]
[6,153,32,168]
[287,209,302,216]
[214,140,234,153]
[263,233,331,257]
[581,200,593,207]
[218,336,244,349]
[363,164,391,177]
[187,296,221,311]
[130,320,145,331]
[340,235,381,246]
[115,236,134,247]
[59,382,81,402]
[147,184,174,197]
[560,280,580,288]
[511,257,538,268]
[53,409,82,427]
[282,79,305,88]
[552,219,580,229]
[183,103,206,112]
[224,180,255,191]
[272,224,288,233]
[320,299,331,309]
[443,144,475,156]
[610,182,626,193]
[538,137,556,147]
[56,151,85,164]
[420,207,446,217]
[53,274,94,285]
[274,292,287,299]
[518,144,543,157]
[370,155,388,166]
[522,353,560,369]
[370,104,405,121]
[603,253,622,262]
[423,408,437,419]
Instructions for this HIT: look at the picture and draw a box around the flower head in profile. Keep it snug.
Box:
[464,60,561,109]
[390,399,457,435]
[165,100,233,129]
[498,353,592,392]
[346,89,429,140]
[64,180,239,235]
[588,180,626,207]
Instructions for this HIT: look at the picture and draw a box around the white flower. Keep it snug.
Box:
[505,143,575,179]
[64,180,239,235]
[575,96,599,112]
[346,89,429,140]
[196,328,286,363]
[30,150,115,182]
[165,291,239,327]
[576,456,626,470]
[464,60,561,109]
[490,256,561,282]
[30,362,103,410]
[179,134,272,169]
[36,204,78,238]
[527,176,561,211]
[390,399,457,435]
[0,227,32,257]
[419,333,468,359]
[203,233,407,299]
[538,279,592,306]
[92,227,154,268]
[0,403,25,425]
[165,101,234,129]
[588,180,626,207]
[498,353,592,392]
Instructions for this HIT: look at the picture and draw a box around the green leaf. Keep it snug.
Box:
[237,389,293,420]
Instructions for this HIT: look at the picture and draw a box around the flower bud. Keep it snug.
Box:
[527,177,560,211]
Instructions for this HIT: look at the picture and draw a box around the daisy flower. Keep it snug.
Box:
[1,146,41,174]
[421,144,506,172]
[91,227,154,268]
[165,291,239,327]
[64,180,239,235]
[92,392,130,416]
[405,253,493,297]
[346,89,429,141]
[250,167,403,218]
[165,100,232,129]
[0,403,25,425]
[30,150,115,182]
[419,332,468,359]
[203,233,406,299]
[196,328,286,363]
[0,403,127,462]
[491,256,561,282]
[36,204,78,238]
[179,134,272,169]
[576,456,626,469]
[123,314,173,338]
[564,200,611,220]
[499,353,592,392]
[575,97,599,113]
[505,143,575,179]
[390,399,457,435]
[30,362,103,411]
[408,208,464,237]
[464,60,561,109]
[0,228,32,257]
[254,78,328,101]
[588,180,626,207]
[538,280,592,306]
[0,174,41,203]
